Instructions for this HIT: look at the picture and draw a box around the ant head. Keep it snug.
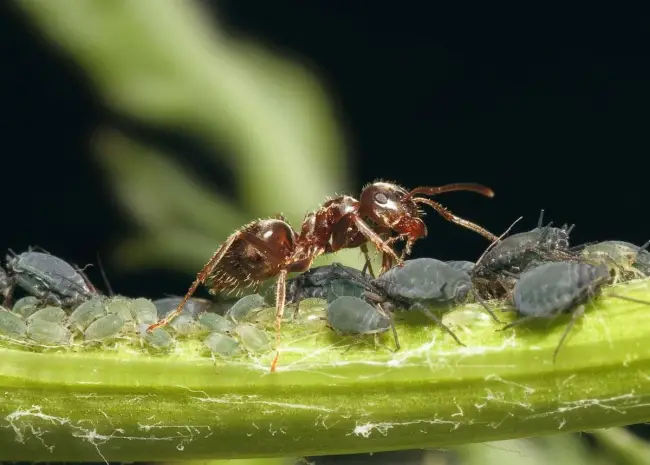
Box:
[359,182,426,239]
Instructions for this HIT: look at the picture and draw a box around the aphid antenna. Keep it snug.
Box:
[27,245,52,255]
[96,253,115,297]
[474,216,525,269]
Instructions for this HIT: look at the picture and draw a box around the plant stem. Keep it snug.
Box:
[2,279,650,461]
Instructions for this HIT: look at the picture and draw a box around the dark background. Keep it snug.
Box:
[1,2,649,300]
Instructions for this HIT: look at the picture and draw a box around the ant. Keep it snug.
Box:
[147,180,497,372]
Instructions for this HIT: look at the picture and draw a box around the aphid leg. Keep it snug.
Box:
[359,244,376,278]
[553,305,585,363]
[378,303,400,351]
[607,293,650,306]
[499,314,538,332]
[412,302,465,347]
[95,253,114,296]
[351,216,402,266]
[2,279,15,308]
[270,268,288,373]
[470,289,501,323]
[413,198,498,242]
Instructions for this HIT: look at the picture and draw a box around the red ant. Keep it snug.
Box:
[147,181,497,372]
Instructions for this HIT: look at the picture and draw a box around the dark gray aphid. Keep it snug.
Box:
[446,260,475,273]
[285,264,368,304]
[335,258,499,347]
[326,296,398,348]
[0,266,11,304]
[505,261,650,362]
[371,258,500,344]
[153,296,214,320]
[473,210,573,278]
[4,251,99,308]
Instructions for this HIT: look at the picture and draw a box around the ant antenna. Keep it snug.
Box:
[96,253,114,296]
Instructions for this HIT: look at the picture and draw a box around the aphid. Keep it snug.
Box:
[153,296,214,320]
[26,306,66,324]
[233,324,272,353]
[607,240,650,274]
[203,332,240,356]
[84,313,124,341]
[446,260,475,273]
[148,181,497,372]
[0,308,28,339]
[473,210,573,278]
[225,294,267,323]
[129,298,158,326]
[4,251,99,308]
[0,266,11,304]
[285,264,368,305]
[12,296,40,319]
[581,240,650,282]
[140,326,174,350]
[199,312,236,333]
[68,296,107,332]
[362,258,499,345]
[326,296,397,347]
[503,261,650,361]
[27,320,71,346]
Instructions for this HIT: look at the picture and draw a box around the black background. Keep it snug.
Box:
[1,2,649,300]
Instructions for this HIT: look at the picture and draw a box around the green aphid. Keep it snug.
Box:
[198,312,235,333]
[143,327,174,350]
[168,313,203,335]
[226,294,267,323]
[69,297,107,332]
[27,306,66,324]
[12,296,40,319]
[0,308,27,339]
[203,331,240,356]
[84,314,125,341]
[234,324,272,353]
[130,298,157,325]
[105,297,135,322]
[27,320,71,346]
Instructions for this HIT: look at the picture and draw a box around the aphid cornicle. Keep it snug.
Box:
[148,180,497,372]
[504,261,650,362]
[4,251,99,308]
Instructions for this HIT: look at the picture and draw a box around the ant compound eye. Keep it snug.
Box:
[374,192,388,205]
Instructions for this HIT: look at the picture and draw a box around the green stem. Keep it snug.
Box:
[2,279,650,461]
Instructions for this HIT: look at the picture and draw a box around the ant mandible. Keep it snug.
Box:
[147,180,497,372]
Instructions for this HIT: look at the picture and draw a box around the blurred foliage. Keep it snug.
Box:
[13,0,650,464]
[17,0,369,274]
